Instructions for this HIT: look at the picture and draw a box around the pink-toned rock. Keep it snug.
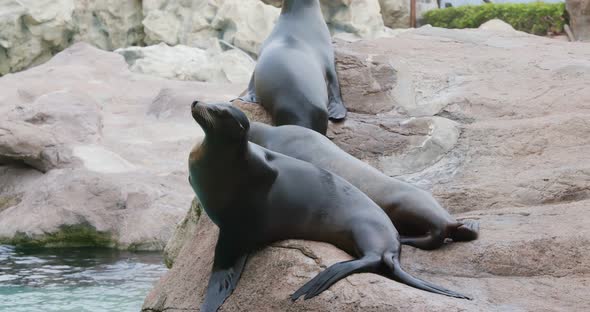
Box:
[142,27,590,311]
[0,43,244,249]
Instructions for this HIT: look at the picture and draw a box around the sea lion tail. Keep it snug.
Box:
[382,252,472,300]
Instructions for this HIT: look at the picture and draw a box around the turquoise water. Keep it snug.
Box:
[0,245,167,312]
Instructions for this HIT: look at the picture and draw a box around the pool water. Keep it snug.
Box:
[0,245,167,312]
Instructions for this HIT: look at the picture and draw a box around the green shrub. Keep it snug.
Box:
[423,3,566,36]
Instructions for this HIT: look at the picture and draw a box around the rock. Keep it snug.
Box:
[322,0,386,39]
[379,0,439,29]
[141,0,391,56]
[0,120,70,173]
[115,43,255,84]
[163,198,202,268]
[262,0,390,39]
[0,0,74,75]
[0,42,245,250]
[566,0,590,41]
[142,0,280,56]
[71,0,144,50]
[478,19,516,32]
[142,27,590,311]
[0,0,144,75]
[0,0,402,76]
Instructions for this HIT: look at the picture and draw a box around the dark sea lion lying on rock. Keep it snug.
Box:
[238,0,347,134]
[248,122,479,250]
[188,102,470,312]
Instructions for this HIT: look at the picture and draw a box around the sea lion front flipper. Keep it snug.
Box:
[201,233,248,312]
[326,65,347,121]
[235,74,258,103]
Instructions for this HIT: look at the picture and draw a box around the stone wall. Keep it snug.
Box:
[0,0,437,76]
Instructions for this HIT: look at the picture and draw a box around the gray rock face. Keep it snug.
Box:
[115,43,255,84]
[0,43,244,249]
[0,0,405,76]
[142,0,280,56]
[567,0,590,41]
[379,0,438,29]
[0,0,144,75]
[142,27,590,311]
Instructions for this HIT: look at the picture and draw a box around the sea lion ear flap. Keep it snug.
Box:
[229,106,250,132]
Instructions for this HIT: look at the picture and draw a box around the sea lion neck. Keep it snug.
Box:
[202,134,248,159]
[281,0,319,15]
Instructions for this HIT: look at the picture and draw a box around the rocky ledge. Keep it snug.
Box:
[142,26,590,310]
[0,24,468,250]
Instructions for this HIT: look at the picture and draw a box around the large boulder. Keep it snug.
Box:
[0,0,399,76]
[0,0,144,75]
[115,43,255,84]
[379,0,439,29]
[321,0,387,39]
[566,0,590,41]
[142,0,280,56]
[142,26,590,311]
[141,0,391,58]
[0,43,244,250]
[71,0,144,50]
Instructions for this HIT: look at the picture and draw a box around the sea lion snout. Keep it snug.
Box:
[191,100,214,129]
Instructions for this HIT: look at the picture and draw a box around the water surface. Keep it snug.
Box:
[0,245,167,312]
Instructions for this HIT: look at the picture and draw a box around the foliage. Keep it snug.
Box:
[423,3,566,35]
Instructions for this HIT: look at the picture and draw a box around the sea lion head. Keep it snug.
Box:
[191,101,250,140]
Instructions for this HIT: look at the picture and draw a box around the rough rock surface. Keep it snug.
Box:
[379,0,438,29]
[142,27,590,311]
[116,43,255,84]
[142,0,391,55]
[142,0,280,56]
[567,0,590,41]
[0,43,244,250]
[263,0,390,39]
[321,0,387,39]
[0,0,144,75]
[0,0,403,76]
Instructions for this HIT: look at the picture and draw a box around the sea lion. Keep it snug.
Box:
[248,122,479,250]
[188,101,470,312]
[237,0,347,135]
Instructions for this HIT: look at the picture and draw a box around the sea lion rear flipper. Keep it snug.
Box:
[201,233,249,312]
[382,253,471,300]
[291,255,381,301]
[450,220,480,242]
[326,65,347,121]
[235,74,258,103]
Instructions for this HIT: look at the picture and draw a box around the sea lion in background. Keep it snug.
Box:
[188,102,470,312]
[237,0,347,135]
[248,122,479,250]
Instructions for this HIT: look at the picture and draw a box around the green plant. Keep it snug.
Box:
[423,3,566,36]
